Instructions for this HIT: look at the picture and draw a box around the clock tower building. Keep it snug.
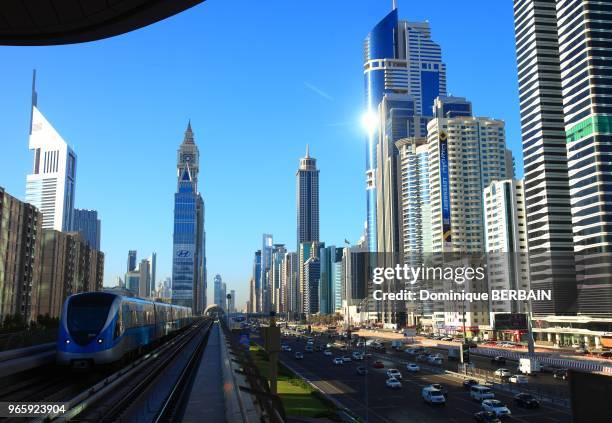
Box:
[171,121,207,314]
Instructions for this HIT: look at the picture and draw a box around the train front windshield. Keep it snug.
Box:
[67,294,115,345]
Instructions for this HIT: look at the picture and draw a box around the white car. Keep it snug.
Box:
[342,356,352,362]
[406,363,420,372]
[386,369,402,380]
[509,374,528,384]
[323,349,332,356]
[494,368,512,378]
[422,386,446,404]
[481,399,511,417]
[385,377,402,389]
[333,357,344,365]
[352,352,364,360]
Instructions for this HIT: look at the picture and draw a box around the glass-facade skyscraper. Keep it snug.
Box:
[171,122,206,314]
[363,6,446,251]
[71,209,101,250]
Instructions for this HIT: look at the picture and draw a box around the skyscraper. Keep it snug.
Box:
[512,0,612,349]
[127,250,137,272]
[319,245,343,315]
[556,0,612,316]
[260,234,273,313]
[252,250,262,312]
[483,179,530,318]
[396,137,430,258]
[229,290,236,313]
[25,71,76,232]
[171,122,206,314]
[513,0,577,317]
[71,209,101,250]
[270,244,287,313]
[138,258,151,298]
[428,105,508,253]
[296,146,319,247]
[282,251,298,317]
[303,256,320,316]
[149,252,157,297]
[214,274,223,307]
[363,6,446,251]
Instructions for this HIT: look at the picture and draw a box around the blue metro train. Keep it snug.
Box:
[57,292,192,368]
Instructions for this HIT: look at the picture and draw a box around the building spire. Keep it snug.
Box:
[306,144,310,158]
[29,69,37,135]
[183,119,194,144]
[392,0,397,10]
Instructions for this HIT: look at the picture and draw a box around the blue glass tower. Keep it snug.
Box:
[171,122,206,314]
[364,6,446,251]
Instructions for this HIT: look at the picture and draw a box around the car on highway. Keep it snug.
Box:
[513,393,540,409]
[406,363,420,372]
[372,360,384,369]
[491,356,506,364]
[281,345,292,352]
[474,411,502,422]
[428,355,443,365]
[333,357,344,365]
[553,368,569,380]
[509,374,528,384]
[385,377,402,389]
[463,379,479,390]
[494,368,512,378]
[481,399,511,418]
[323,349,332,356]
[326,343,333,348]
[428,383,448,397]
[352,351,364,360]
[305,345,314,353]
[294,352,304,360]
[422,386,446,404]
[356,366,368,375]
[341,356,352,362]
[386,369,402,380]
[416,354,429,362]
[599,351,612,358]
[470,385,495,401]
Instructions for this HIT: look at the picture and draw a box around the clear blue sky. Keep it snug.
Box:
[0,0,520,309]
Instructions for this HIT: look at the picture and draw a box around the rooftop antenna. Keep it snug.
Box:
[392,0,397,10]
[29,69,37,135]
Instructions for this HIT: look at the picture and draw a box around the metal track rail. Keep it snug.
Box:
[44,318,211,422]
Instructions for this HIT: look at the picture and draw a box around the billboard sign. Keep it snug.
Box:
[493,313,528,331]
[439,130,452,248]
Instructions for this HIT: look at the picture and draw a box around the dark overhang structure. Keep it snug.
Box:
[0,0,204,46]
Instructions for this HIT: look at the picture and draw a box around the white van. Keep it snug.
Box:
[422,386,446,404]
[470,385,495,401]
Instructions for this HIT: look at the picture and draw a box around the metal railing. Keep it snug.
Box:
[218,319,287,423]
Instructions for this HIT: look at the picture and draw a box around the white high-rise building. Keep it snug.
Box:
[428,117,508,253]
[25,72,76,231]
[484,179,530,319]
[427,106,508,335]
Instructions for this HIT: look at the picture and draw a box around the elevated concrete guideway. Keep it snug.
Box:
[0,0,205,46]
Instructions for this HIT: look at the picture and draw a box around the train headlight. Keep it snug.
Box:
[97,339,103,344]
[65,339,70,344]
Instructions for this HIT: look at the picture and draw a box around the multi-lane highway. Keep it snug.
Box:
[276,332,572,423]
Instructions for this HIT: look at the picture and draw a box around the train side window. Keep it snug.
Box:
[114,307,123,339]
